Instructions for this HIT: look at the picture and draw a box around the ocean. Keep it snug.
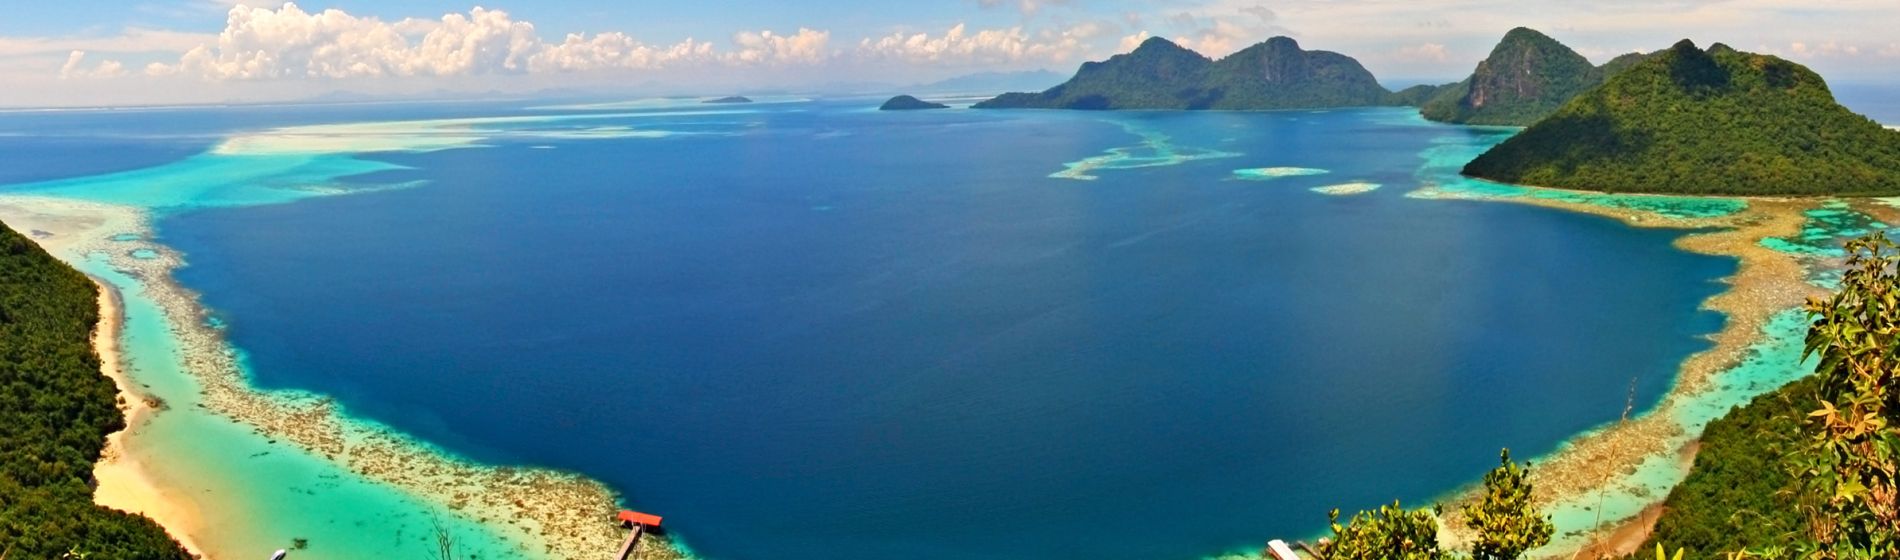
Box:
[2,99,1737,560]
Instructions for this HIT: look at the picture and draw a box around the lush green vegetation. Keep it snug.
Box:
[1464,450,1555,560]
[1421,28,1613,126]
[0,222,190,559]
[878,95,949,111]
[973,36,1395,111]
[1639,376,1817,556]
[1462,40,1900,196]
[1317,501,1451,560]
[1314,449,1552,560]
[1387,83,1454,107]
[1796,234,1900,557]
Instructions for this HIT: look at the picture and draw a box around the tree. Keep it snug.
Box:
[1464,449,1555,560]
[1796,233,1900,558]
[1313,501,1454,560]
[1310,449,1558,560]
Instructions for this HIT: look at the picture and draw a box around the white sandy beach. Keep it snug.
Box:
[91,279,207,557]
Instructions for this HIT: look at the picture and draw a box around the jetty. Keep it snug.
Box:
[612,510,664,560]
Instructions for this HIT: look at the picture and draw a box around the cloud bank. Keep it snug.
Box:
[20,0,1900,108]
[62,2,1093,82]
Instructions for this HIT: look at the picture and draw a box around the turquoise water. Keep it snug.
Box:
[76,254,542,559]
[1407,132,1748,220]
[1759,200,1891,258]
[0,101,1817,560]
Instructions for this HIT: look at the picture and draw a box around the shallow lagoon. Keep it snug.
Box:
[5,102,1737,560]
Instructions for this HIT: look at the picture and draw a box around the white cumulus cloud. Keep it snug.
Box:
[147,2,833,80]
[530,33,717,72]
[1118,31,1153,53]
[730,28,832,65]
[858,23,1085,65]
[58,50,126,79]
[1396,42,1450,62]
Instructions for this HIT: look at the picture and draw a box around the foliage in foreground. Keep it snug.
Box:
[0,221,190,559]
[1464,450,1555,560]
[1313,449,1552,560]
[1797,233,1900,557]
[1318,501,1450,560]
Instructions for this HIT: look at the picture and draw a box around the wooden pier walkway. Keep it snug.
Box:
[611,510,663,560]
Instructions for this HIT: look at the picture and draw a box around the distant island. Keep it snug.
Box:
[879,95,948,111]
[1420,27,1638,126]
[703,96,753,104]
[974,36,1399,111]
[1463,40,1900,196]
[1384,83,1450,107]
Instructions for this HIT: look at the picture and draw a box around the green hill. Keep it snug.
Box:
[0,221,192,559]
[973,36,1394,110]
[1421,27,1622,126]
[1462,40,1900,196]
[1386,83,1454,107]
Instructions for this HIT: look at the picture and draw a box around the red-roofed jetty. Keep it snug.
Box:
[612,510,663,560]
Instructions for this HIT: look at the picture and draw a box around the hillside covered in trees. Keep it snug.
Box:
[1462,40,1900,196]
[0,222,191,559]
[973,37,1398,110]
[1638,376,1816,555]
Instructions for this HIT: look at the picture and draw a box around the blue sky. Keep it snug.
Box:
[6,0,1900,107]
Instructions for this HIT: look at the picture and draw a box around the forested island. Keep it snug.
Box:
[703,96,753,104]
[973,37,1398,110]
[0,222,192,559]
[878,95,948,111]
[1462,40,1900,196]
[1420,27,1636,126]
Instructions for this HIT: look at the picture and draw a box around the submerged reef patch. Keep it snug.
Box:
[1309,182,1381,195]
[1051,121,1240,180]
[1233,167,1329,181]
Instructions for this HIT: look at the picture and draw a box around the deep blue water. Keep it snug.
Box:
[12,101,1734,560]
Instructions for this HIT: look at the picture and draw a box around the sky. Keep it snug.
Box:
[5,0,1900,107]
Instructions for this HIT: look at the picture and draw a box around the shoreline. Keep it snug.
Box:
[4,102,1857,560]
[1414,185,1831,558]
[54,181,1833,560]
[0,195,684,560]
[90,276,208,557]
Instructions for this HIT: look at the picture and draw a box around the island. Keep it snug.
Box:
[878,95,949,111]
[1420,27,1639,126]
[973,36,1396,111]
[702,96,753,104]
[1462,40,1900,195]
